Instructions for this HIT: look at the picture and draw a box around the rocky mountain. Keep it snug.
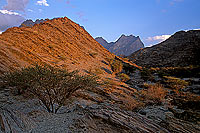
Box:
[0,17,114,74]
[95,35,144,56]
[129,30,200,67]
[20,19,86,30]
[19,19,45,27]
[95,37,111,49]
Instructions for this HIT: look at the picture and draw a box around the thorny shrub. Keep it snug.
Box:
[1,65,100,113]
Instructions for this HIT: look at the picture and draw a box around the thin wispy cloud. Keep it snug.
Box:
[76,12,84,19]
[184,28,200,31]
[76,11,88,22]
[170,0,184,5]
[66,0,71,4]
[27,9,34,12]
[39,9,43,13]
[0,10,21,16]
[145,35,171,47]
[65,0,76,8]
[36,0,49,6]
[146,35,171,42]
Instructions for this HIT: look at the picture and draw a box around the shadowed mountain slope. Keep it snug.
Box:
[0,17,113,73]
[95,35,144,56]
[129,30,200,67]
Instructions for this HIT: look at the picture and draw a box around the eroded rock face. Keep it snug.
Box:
[129,30,200,67]
[138,105,200,133]
[95,35,144,56]
[85,104,169,133]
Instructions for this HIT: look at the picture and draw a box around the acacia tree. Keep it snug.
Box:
[2,65,99,113]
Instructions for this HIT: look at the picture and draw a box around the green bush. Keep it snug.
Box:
[117,73,130,82]
[1,65,100,113]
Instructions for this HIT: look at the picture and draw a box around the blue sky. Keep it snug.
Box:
[0,0,200,46]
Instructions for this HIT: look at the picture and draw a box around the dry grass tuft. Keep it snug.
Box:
[163,76,189,95]
[140,83,167,105]
[117,73,130,82]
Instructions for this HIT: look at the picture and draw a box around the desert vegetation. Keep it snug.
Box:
[163,76,189,95]
[117,73,130,82]
[111,60,123,73]
[1,65,100,113]
[139,83,167,105]
[88,67,104,75]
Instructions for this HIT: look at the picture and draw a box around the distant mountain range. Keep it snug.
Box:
[19,19,46,27]
[95,35,144,56]
[129,30,200,67]
[20,19,86,30]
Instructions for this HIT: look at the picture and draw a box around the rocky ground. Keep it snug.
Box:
[0,88,168,133]
[1,65,200,133]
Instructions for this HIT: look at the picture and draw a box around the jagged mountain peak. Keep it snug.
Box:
[116,34,138,43]
[19,19,46,27]
[95,37,107,42]
[95,37,108,43]
[118,34,136,40]
[96,34,144,56]
[120,34,134,38]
